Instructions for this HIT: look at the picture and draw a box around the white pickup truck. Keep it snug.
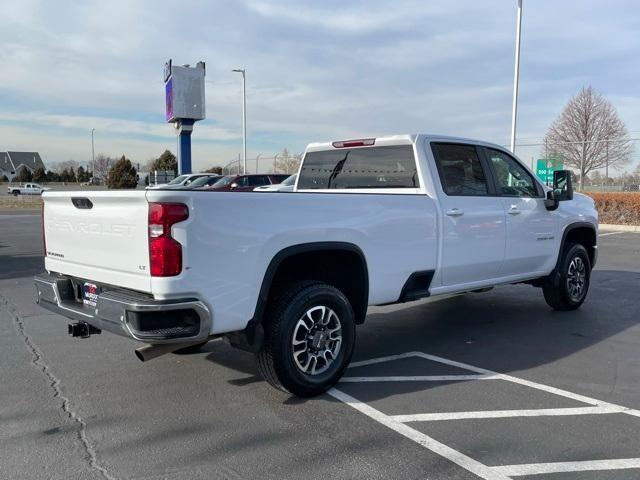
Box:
[35,134,598,396]
[8,182,48,196]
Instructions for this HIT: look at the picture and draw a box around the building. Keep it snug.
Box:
[0,151,46,181]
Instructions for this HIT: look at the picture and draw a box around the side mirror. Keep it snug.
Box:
[544,190,559,211]
[553,170,573,201]
[230,182,238,189]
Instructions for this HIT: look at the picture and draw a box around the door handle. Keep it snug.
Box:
[446,208,464,217]
[508,205,521,215]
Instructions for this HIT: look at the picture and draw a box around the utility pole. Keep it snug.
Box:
[91,128,95,177]
[232,69,247,174]
[510,0,523,153]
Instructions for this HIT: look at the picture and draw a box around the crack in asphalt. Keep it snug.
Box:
[2,296,117,480]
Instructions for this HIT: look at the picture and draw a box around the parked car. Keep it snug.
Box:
[202,174,290,191]
[80,177,101,186]
[148,173,210,189]
[254,174,297,192]
[7,183,49,196]
[35,134,597,397]
[182,174,223,189]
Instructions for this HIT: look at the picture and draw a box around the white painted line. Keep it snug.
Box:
[391,405,627,423]
[599,231,625,237]
[412,352,640,415]
[328,387,511,480]
[340,374,497,383]
[492,458,640,476]
[348,351,424,369]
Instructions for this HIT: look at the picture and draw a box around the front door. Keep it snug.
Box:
[483,148,558,276]
[431,143,506,286]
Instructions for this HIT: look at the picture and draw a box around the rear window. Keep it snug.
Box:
[297,145,418,189]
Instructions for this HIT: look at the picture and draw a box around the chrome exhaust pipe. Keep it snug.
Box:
[134,341,201,362]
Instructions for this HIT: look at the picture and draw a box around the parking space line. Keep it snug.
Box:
[341,374,497,382]
[390,405,627,422]
[491,458,640,476]
[334,352,640,478]
[599,231,625,237]
[328,387,512,480]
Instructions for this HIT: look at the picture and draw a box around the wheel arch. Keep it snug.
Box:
[556,222,597,269]
[253,242,369,326]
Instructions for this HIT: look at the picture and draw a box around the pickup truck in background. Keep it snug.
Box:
[34,134,598,397]
[8,183,49,195]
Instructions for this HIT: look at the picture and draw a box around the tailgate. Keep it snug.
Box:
[43,190,151,292]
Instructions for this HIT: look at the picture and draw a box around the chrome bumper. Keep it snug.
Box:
[34,273,211,344]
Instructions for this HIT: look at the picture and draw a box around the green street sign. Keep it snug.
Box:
[536,158,563,184]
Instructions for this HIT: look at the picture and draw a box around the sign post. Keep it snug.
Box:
[164,60,206,175]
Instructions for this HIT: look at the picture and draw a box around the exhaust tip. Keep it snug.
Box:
[134,349,145,362]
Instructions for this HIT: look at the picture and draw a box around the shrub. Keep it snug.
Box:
[586,192,640,225]
[107,156,138,189]
[1,174,8,182]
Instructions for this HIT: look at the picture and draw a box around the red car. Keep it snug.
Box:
[202,174,290,192]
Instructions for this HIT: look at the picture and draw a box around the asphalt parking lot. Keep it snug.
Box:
[1,213,639,480]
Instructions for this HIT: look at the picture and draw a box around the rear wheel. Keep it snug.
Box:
[256,282,355,397]
[543,243,591,311]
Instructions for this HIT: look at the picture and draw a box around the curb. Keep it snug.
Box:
[599,224,640,233]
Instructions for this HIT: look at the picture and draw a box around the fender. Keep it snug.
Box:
[253,241,369,325]
[546,222,597,288]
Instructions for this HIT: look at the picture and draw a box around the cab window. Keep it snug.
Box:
[431,143,489,196]
[485,148,541,198]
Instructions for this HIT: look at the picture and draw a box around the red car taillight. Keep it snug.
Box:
[148,202,189,277]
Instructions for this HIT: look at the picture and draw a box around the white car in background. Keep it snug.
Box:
[148,173,210,189]
[7,183,49,195]
[253,174,297,192]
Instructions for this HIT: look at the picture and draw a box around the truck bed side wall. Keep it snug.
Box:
[146,190,438,334]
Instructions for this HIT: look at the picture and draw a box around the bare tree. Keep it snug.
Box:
[544,86,632,189]
[93,154,114,180]
[275,148,302,174]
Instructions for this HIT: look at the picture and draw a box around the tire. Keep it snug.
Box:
[256,282,356,397]
[12,191,19,196]
[173,341,208,354]
[543,243,591,311]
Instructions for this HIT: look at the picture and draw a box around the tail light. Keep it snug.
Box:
[148,202,189,277]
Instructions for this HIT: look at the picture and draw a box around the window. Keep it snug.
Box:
[234,176,249,187]
[248,175,270,187]
[431,143,489,196]
[485,149,540,198]
[297,145,418,190]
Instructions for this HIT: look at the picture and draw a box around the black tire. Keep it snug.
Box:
[173,341,208,354]
[256,282,356,397]
[543,243,591,311]
[12,191,19,196]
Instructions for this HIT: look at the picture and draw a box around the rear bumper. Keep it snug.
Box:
[34,273,211,344]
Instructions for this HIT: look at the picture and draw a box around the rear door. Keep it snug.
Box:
[482,147,558,276]
[431,143,506,286]
[43,191,151,292]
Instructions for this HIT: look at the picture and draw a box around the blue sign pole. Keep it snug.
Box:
[176,119,194,175]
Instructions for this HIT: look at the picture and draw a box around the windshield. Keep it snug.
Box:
[210,176,233,188]
[282,174,296,186]
[167,175,188,185]
[188,175,220,188]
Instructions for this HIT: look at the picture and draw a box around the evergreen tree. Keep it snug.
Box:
[107,156,138,189]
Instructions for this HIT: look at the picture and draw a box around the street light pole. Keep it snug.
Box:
[91,128,95,177]
[510,0,523,154]
[232,68,247,174]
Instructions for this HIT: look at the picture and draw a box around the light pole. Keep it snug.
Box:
[232,68,247,174]
[510,0,523,153]
[90,128,95,177]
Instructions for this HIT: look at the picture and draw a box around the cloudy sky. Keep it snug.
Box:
[1,0,639,172]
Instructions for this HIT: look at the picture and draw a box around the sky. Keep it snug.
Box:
[1,0,639,173]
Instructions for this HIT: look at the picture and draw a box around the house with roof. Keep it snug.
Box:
[0,151,46,181]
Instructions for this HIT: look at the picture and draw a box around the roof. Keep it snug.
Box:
[0,152,11,172]
[305,134,508,154]
[7,151,45,171]
[0,151,46,172]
